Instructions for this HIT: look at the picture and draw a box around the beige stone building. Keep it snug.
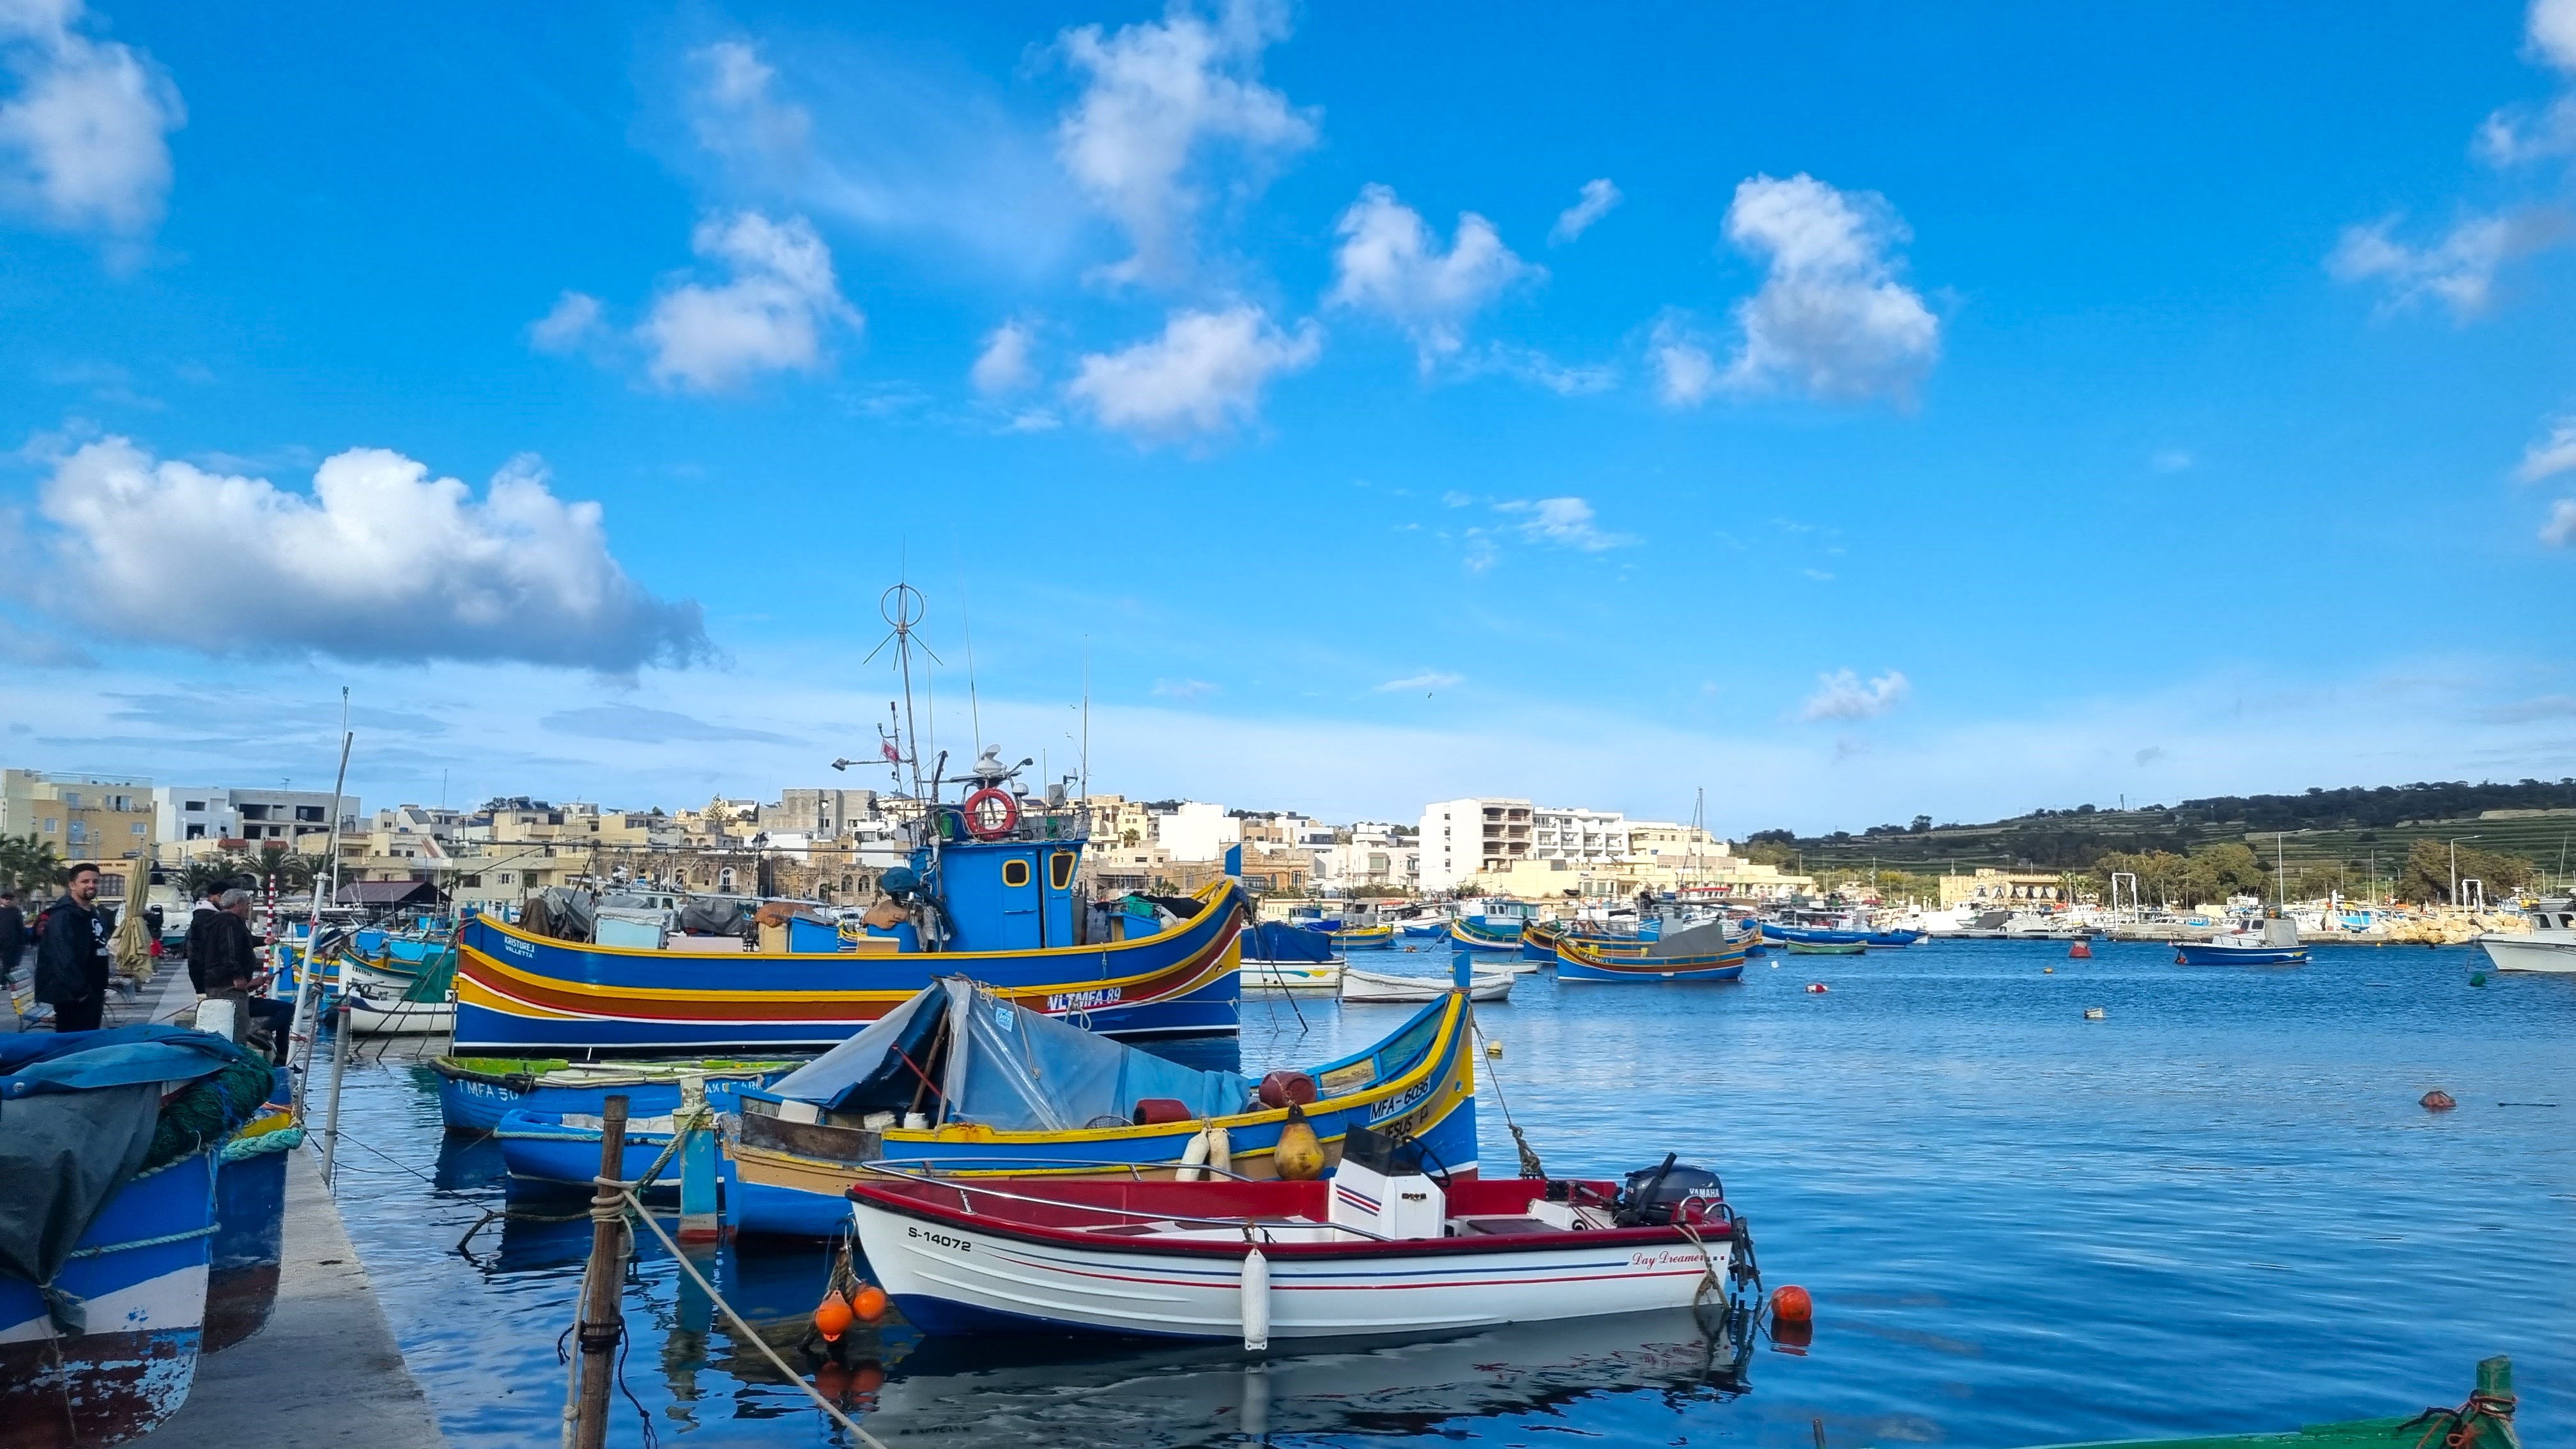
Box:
[1938,868,2072,906]
[1,770,154,901]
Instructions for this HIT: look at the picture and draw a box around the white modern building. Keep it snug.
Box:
[1154,801,1242,862]
[150,785,359,853]
[1418,797,1629,893]
[1307,822,1420,893]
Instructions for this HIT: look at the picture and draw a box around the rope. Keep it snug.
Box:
[221,1126,307,1162]
[613,1178,895,1449]
[63,1223,219,1259]
[2400,1390,2520,1449]
[1469,1016,1544,1179]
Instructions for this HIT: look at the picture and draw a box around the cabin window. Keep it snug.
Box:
[1001,858,1032,888]
[1048,850,1076,891]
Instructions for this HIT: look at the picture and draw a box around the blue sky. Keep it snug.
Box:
[4,1,2575,834]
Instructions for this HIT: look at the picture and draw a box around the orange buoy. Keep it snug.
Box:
[813,1287,855,1342]
[2420,1090,2457,1111]
[1770,1284,1814,1324]
[1804,982,1829,993]
[852,1284,889,1321]
[2068,939,2092,959]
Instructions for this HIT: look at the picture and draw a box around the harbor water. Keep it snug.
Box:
[313,939,2574,1447]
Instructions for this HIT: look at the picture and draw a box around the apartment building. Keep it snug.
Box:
[1154,801,1241,862]
[1417,797,1534,891]
[148,784,355,856]
[2,771,155,894]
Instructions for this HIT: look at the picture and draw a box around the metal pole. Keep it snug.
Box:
[571,1094,629,1449]
[318,998,351,1189]
[289,729,355,1121]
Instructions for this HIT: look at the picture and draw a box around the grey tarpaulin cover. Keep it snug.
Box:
[676,898,748,937]
[765,977,1253,1130]
[0,1026,249,1311]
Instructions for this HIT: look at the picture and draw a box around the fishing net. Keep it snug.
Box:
[146,1056,282,1170]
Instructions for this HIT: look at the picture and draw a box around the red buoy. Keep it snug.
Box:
[813,1288,854,1343]
[1770,1284,1814,1324]
[2069,938,2093,959]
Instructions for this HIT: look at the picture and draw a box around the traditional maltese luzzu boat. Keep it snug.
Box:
[452,755,1246,1055]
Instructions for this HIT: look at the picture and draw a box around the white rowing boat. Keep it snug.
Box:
[1340,967,1512,1004]
[1244,960,1344,992]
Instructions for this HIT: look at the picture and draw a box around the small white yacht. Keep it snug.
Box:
[2477,899,2576,974]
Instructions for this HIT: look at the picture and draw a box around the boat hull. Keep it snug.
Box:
[726,994,1482,1236]
[2173,944,2308,966]
[1555,940,1746,983]
[452,880,1248,1054]
[2476,933,2576,974]
[430,1058,794,1133]
[0,1151,216,1449]
[1448,921,1521,953]
[1243,960,1344,992]
[852,1179,1731,1343]
[343,988,456,1036]
[205,1128,296,1354]
[1340,968,1511,1003]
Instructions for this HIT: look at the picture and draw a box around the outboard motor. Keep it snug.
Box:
[1616,1152,1728,1227]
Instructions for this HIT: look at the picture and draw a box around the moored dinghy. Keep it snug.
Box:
[850,1130,1760,1344]
[429,1055,800,1133]
[1341,965,1512,1003]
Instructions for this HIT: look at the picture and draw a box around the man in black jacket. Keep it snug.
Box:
[0,887,25,1031]
[200,889,289,1062]
[183,880,229,995]
[34,863,113,1032]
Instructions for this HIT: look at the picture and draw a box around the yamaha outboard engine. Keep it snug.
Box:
[1616,1152,1728,1227]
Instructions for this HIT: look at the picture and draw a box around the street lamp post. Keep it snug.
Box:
[2448,836,2480,908]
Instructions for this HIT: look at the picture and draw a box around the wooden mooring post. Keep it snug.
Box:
[571,1094,629,1449]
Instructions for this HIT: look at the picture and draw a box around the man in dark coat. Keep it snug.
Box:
[183,880,229,994]
[34,863,113,1032]
[0,887,25,1032]
[201,889,289,1062]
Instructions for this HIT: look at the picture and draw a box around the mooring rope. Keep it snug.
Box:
[610,1178,895,1449]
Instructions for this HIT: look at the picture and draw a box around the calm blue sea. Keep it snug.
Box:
[315,939,2574,1448]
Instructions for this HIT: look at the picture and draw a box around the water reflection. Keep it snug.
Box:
[848,1306,1752,1448]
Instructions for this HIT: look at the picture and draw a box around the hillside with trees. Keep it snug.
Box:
[1747,778,2573,903]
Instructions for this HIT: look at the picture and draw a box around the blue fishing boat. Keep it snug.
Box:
[1397,919,1446,939]
[1326,923,1395,949]
[1758,923,1871,946]
[496,1108,684,1192]
[427,1056,801,1133]
[726,977,1480,1236]
[1,1026,274,1446]
[206,1107,300,1353]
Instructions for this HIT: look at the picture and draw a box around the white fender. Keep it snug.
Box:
[1178,1127,1211,1183]
[1241,1244,1270,1351]
[1206,1124,1232,1176]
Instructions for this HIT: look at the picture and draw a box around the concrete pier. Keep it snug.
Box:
[138,963,448,1448]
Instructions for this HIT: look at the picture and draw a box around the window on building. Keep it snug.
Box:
[186,824,205,839]
[498,873,513,884]
[42,819,56,833]
[296,806,323,822]
[185,801,204,811]
[460,875,481,887]
[240,804,269,820]
[130,822,146,835]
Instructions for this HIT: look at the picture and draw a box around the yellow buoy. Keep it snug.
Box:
[1273,1103,1326,1181]
[1485,1040,1503,1058]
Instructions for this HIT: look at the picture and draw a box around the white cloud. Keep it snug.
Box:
[638,211,859,392]
[1054,0,1318,285]
[2476,95,2576,165]
[1718,173,1940,401]
[528,291,604,353]
[2543,498,2576,547]
[970,319,1039,395]
[29,438,707,671]
[1798,668,1911,722]
[1466,343,1614,395]
[1374,671,1462,693]
[1326,183,1537,365]
[1498,496,1633,552]
[2152,448,2195,473]
[1151,678,1218,700]
[1549,178,1621,245]
[2326,210,2570,319]
[1066,304,1321,441]
[0,0,183,240]
[677,40,1084,275]
[1648,316,1719,406]
[2518,417,2576,482]
[2533,0,2576,72]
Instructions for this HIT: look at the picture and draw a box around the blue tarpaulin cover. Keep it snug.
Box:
[766,978,1253,1130]
[1245,921,1334,963]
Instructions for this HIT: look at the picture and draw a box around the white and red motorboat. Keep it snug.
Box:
[848,1129,1758,1347]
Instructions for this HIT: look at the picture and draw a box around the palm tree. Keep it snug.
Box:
[0,832,67,894]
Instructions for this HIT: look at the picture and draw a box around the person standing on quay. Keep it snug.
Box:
[34,862,114,1032]
[0,887,26,1032]
[184,878,229,995]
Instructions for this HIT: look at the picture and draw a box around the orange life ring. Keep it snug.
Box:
[961,787,1020,841]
